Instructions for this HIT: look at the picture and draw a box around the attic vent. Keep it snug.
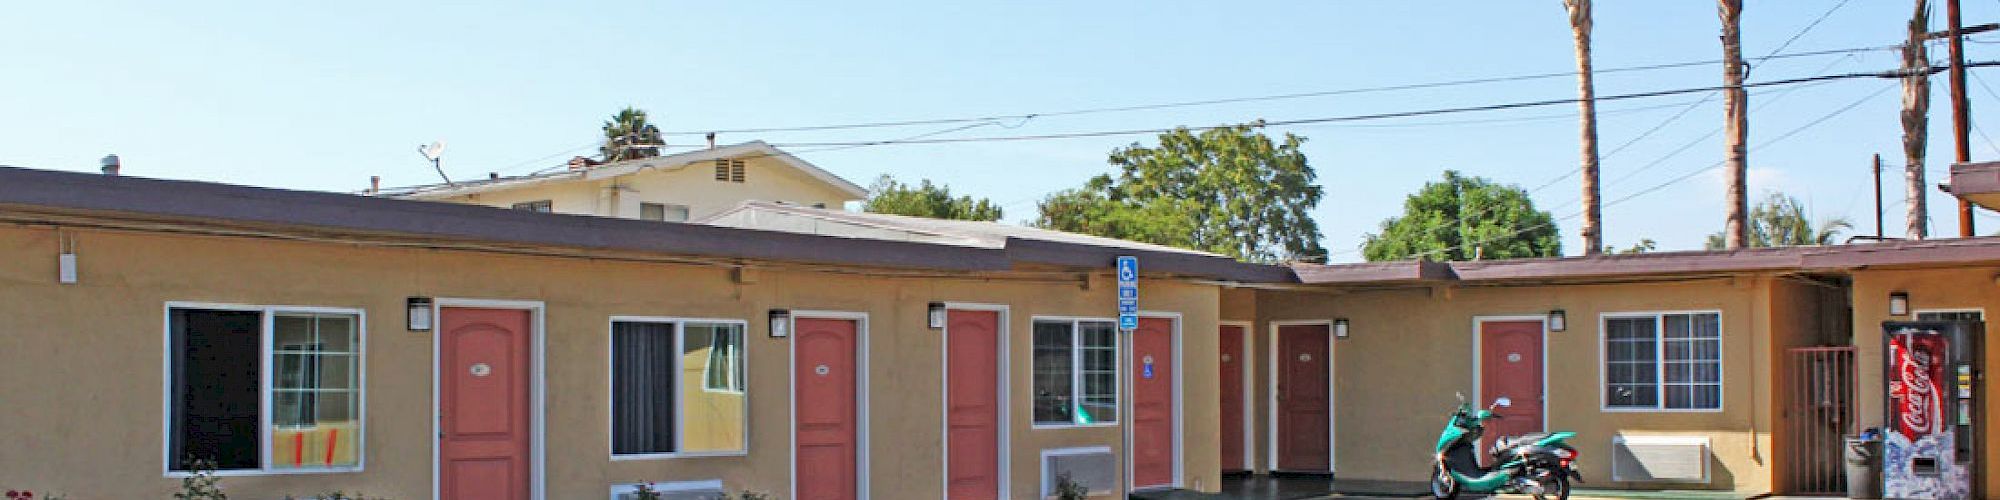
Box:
[1611,435,1710,483]
[1042,447,1116,497]
[714,159,745,183]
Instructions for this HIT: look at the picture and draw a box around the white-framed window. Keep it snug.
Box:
[1603,311,1722,411]
[165,304,364,474]
[609,317,748,458]
[511,200,553,213]
[640,202,691,222]
[1032,319,1119,426]
[1916,309,1985,322]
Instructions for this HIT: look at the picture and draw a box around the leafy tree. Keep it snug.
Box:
[1607,238,1657,255]
[600,107,664,162]
[1362,170,1561,261]
[1704,192,1852,249]
[1031,125,1325,263]
[862,175,1003,221]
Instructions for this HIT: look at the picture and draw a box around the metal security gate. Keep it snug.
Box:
[1786,347,1856,495]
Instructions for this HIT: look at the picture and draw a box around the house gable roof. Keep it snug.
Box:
[383,141,867,200]
[696,200,1221,256]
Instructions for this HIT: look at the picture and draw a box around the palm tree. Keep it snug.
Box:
[1902,0,1932,239]
[1718,0,1750,249]
[600,107,665,162]
[1706,192,1853,249]
[1564,0,1603,255]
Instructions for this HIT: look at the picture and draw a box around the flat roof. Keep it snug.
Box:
[0,166,1290,282]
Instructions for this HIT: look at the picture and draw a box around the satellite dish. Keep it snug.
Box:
[420,140,446,161]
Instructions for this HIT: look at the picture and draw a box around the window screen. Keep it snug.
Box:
[169,308,263,471]
[612,321,677,455]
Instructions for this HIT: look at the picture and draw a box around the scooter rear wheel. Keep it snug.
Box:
[1533,472,1571,500]
[1429,464,1460,499]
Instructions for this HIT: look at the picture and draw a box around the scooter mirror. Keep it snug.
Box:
[1456,392,1465,404]
[1494,397,1513,408]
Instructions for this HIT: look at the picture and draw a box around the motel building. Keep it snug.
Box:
[6,153,2000,499]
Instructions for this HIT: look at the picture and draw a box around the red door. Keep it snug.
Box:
[438,307,533,500]
[1479,320,1544,454]
[1132,317,1176,489]
[1218,324,1247,473]
[1277,324,1330,472]
[795,317,859,500]
[945,309,1000,500]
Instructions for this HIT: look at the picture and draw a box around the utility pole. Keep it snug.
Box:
[1949,0,1976,237]
[1565,0,1603,255]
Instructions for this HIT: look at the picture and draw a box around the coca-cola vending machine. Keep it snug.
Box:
[1883,320,1983,500]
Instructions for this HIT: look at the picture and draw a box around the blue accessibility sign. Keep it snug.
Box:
[1116,256,1138,330]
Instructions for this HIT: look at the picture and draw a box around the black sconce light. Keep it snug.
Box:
[1334,318,1350,339]
[1889,292,1911,316]
[928,302,947,329]
[1548,309,1567,332]
[407,297,433,332]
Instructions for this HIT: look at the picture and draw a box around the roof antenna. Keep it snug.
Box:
[418,140,451,186]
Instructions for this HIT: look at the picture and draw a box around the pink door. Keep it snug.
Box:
[946,309,1001,499]
[1479,320,1544,455]
[1277,324,1330,472]
[439,307,533,500]
[795,317,859,500]
[1132,317,1175,489]
[1218,324,1247,473]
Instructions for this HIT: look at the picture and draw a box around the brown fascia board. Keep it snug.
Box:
[1800,237,2000,269]
[1951,161,2000,196]
[1447,248,1809,281]
[0,167,1010,272]
[1001,237,1299,283]
[1288,259,1457,284]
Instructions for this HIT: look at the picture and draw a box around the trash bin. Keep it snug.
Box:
[1846,430,1883,499]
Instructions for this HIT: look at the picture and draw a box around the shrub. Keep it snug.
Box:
[1052,472,1089,500]
[173,459,226,500]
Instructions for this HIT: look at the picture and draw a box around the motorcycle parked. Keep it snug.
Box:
[1429,395,1581,500]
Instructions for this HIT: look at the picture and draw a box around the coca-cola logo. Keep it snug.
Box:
[1890,334,1946,441]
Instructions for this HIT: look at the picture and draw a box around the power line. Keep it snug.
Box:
[759,63,1969,149]
[1328,80,1888,262]
[659,44,1904,137]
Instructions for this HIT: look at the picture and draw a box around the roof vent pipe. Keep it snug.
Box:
[369,175,381,194]
[99,154,120,176]
[706,132,716,149]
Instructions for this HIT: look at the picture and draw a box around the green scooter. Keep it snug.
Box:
[1429,395,1581,499]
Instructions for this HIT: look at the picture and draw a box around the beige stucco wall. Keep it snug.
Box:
[435,155,860,221]
[1251,276,1795,494]
[0,223,1218,498]
[1850,266,2000,496]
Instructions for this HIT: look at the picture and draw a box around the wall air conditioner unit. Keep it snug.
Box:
[610,479,725,500]
[1611,435,1711,483]
[1042,446,1117,497]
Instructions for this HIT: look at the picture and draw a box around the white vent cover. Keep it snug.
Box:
[1042,446,1116,497]
[1611,435,1710,483]
[610,479,725,500]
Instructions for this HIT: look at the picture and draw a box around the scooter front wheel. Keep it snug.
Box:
[1429,464,1460,499]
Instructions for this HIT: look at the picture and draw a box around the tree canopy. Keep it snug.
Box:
[1362,170,1561,262]
[1704,192,1852,249]
[600,107,664,162]
[862,175,1003,221]
[1031,125,1325,263]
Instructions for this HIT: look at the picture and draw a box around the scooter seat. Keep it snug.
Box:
[1493,433,1554,455]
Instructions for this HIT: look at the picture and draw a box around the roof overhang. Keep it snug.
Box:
[1951,161,2000,210]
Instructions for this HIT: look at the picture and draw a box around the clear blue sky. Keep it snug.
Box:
[8,1,2000,262]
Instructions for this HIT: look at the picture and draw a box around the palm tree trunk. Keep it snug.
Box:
[1719,0,1750,249]
[1566,0,1603,255]
[1904,0,1932,240]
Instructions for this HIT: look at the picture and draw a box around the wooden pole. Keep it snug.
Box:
[1949,0,1976,237]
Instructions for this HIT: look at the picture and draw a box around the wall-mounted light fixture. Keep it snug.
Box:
[1334,318,1350,339]
[1548,309,1568,332]
[1889,292,1911,316]
[769,309,791,338]
[927,302,947,329]
[407,297,434,332]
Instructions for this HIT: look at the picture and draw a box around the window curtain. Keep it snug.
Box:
[612,322,676,454]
